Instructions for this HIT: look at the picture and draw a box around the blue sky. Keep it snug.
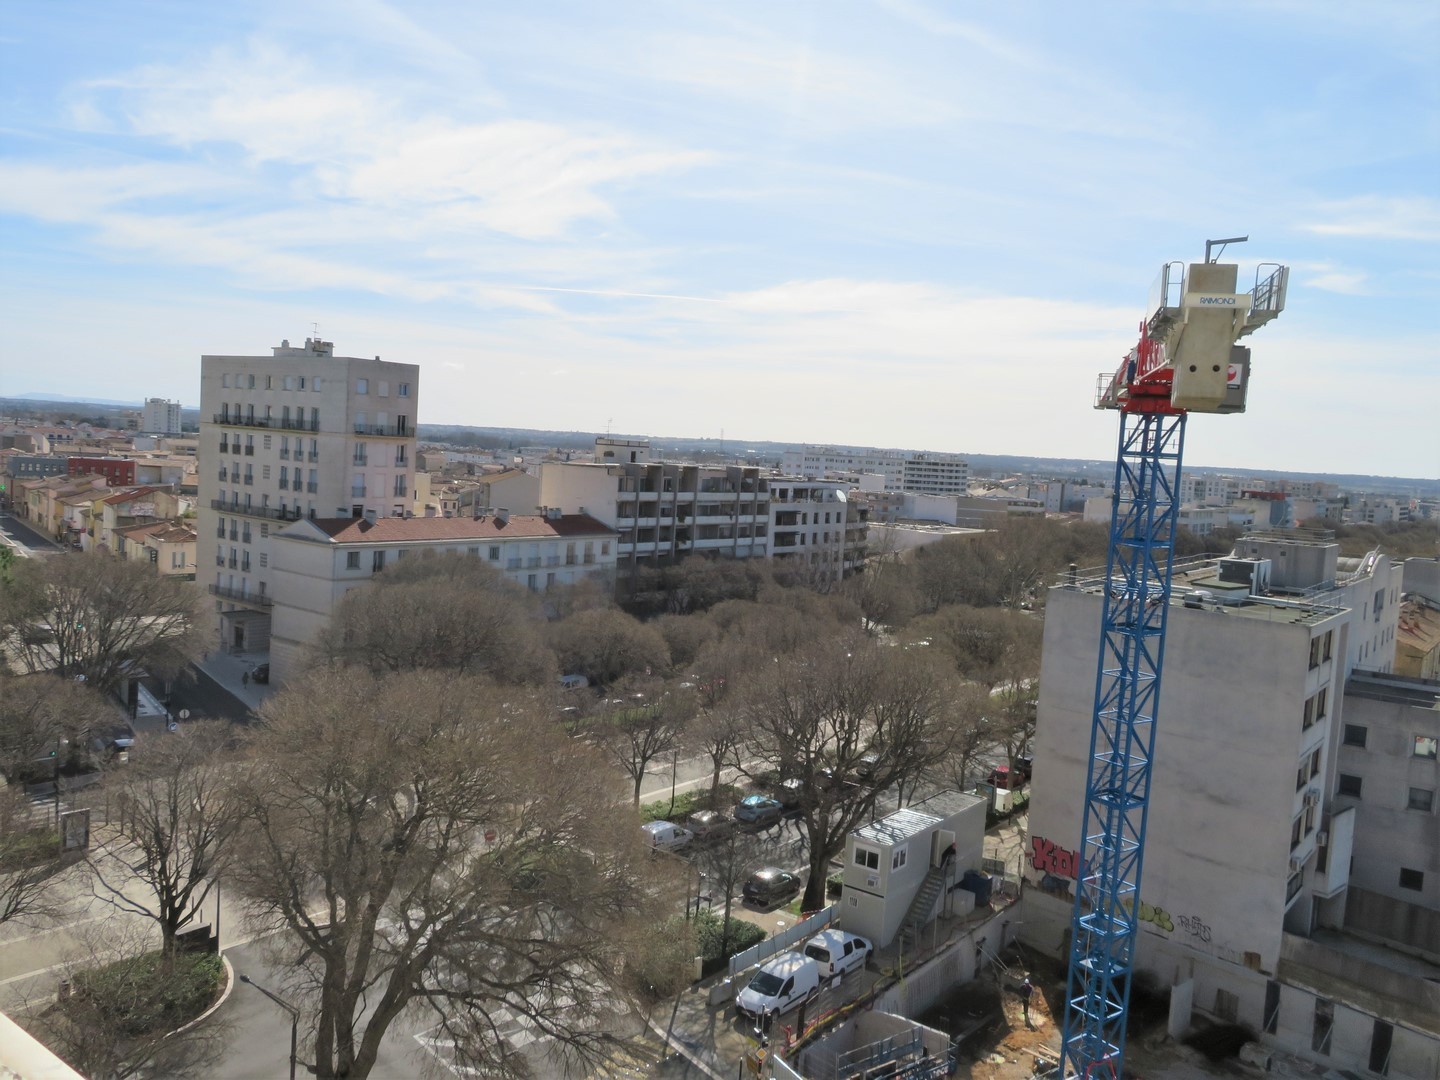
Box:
[1,1,1436,477]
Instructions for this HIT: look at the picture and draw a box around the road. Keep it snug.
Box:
[0,511,64,558]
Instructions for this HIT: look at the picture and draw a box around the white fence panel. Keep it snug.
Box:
[729,904,837,980]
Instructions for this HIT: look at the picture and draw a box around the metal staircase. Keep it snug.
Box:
[897,866,947,953]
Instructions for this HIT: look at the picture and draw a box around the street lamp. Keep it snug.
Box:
[238,974,300,1080]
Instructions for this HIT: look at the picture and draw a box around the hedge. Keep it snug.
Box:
[73,951,225,1038]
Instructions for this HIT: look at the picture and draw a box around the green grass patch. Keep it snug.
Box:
[640,783,741,824]
[72,950,225,1038]
[692,910,768,978]
[0,829,59,873]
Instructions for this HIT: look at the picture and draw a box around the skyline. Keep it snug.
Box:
[2,2,1437,477]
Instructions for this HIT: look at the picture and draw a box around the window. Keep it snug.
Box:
[489,545,500,560]
[891,848,908,871]
[222,374,231,388]
[1370,1019,1393,1076]
[398,382,410,397]
[393,476,407,497]
[1338,774,1362,797]
[263,434,272,449]
[346,551,360,569]
[372,550,386,572]
[259,553,268,568]
[1290,816,1302,851]
[260,524,269,538]
[1309,747,1322,779]
[1398,868,1424,891]
[378,381,389,396]
[1408,787,1434,812]
[853,846,880,871]
[1343,724,1367,748]
[1263,981,1281,1036]
[356,378,368,394]
[1414,735,1439,760]
[1322,630,1333,661]
[299,376,306,390]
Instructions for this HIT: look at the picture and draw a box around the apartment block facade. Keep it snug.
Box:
[196,337,418,654]
[141,398,184,436]
[780,446,969,496]
[1021,535,1438,1075]
[266,509,616,682]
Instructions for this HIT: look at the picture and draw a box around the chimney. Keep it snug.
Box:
[546,506,562,521]
[495,507,509,525]
[425,504,437,518]
[363,508,377,526]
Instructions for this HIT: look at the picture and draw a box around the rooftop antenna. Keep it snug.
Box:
[606,417,613,436]
[311,321,320,339]
[1204,235,1248,263]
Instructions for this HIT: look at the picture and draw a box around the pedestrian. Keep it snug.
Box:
[1019,976,1034,1026]
[241,670,250,687]
[941,841,957,870]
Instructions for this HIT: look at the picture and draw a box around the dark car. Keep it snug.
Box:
[249,663,270,685]
[1016,755,1034,781]
[734,795,784,828]
[743,867,803,907]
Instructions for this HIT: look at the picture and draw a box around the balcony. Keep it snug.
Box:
[244,446,255,456]
[209,499,302,522]
[208,583,273,608]
[353,423,410,437]
[307,451,319,462]
[217,470,228,482]
[352,457,368,467]
[306,482,318,493]
[350,486,367,498]
[212,413,319,433]
[242,475,254,485]
[215,525,225,538]
[278,449,290,460]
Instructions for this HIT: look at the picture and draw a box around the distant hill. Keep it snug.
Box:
[12,392,149,407]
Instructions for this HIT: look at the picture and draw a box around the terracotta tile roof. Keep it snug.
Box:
[299,513,615,544]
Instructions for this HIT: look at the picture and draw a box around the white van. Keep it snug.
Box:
[558,673,588,691]
[803,929,872,979]
[641,821,694,853]
[735,952,821,1022]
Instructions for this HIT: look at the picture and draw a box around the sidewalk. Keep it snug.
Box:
[195,650,276,713]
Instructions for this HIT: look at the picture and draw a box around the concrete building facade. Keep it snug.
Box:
[197,337,419,655]
[141,398,184,436]
[267,510,615,682]
[781,446,969,496]
[1020,533,1437,1076]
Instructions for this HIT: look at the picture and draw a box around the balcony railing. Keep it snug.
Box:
[208,583,273,608]
[350,486,366,498]
[353,423,410,437]
[352,457,368,467]
[307,451,319,462]
[278,449,290,460]
[306,482,318,493]
[244,446,255,456]
[213,413,319,433]
[209,498,302,522]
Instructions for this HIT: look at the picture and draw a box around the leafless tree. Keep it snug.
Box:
[0,553,203,694]
[690,827,765,961]
[735,636,957,912]
[0,784,69,926]
[590,678,695,806]
[844,558,921,637]
[88,723,242,959]
[549,608,670,687]
[934,684,994,796]
[307,552,556,685]
[0,673,119,781]
[228,669,675,1080]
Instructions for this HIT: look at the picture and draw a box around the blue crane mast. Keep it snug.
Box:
[1060,240,1289,1079]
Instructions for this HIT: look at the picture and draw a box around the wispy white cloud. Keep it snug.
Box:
[1299,196,1440,242]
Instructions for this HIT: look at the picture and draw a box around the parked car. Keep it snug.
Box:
[1016,755,1034,781]
[249,663,270,685]
[743,866,803,907]
[734,795,784,828]
[686,810,735,844]
[641,821,694,854]
[735,952,821,1022]
[558,673,588,691]
[986,765,1024,790]
[775,778,804,810]
[803,929,872,980]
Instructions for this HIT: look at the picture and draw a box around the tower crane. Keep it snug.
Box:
[1059,239,1289,1078]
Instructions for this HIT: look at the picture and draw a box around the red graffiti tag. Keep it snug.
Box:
[1031,836,1082,879]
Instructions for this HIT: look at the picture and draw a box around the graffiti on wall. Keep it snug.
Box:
[1030,835,1215,942]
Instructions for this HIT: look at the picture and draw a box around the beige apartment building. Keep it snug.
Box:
[196,337,419,654]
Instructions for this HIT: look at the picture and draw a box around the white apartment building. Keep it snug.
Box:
[1021,534,1438,1076]
[1178,473,1243,505]
[539,442,868,589]
[266,509,616,682]
[197,337,419,654]
[781,446,969,496]
[141,397,183,436]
